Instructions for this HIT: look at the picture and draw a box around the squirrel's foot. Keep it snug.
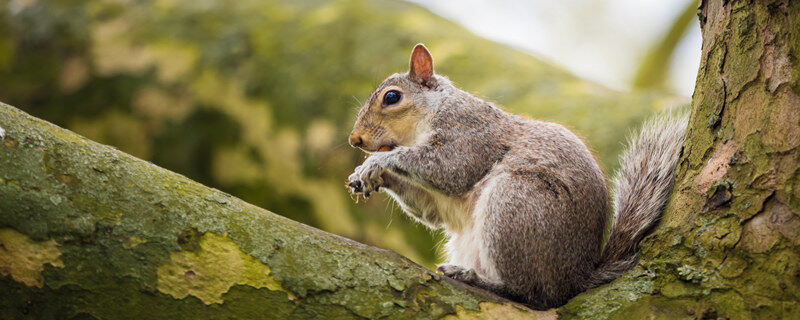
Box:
[436,264,478,285]
[347,157,385,198]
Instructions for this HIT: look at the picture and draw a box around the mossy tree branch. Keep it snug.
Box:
[0,103,552,319]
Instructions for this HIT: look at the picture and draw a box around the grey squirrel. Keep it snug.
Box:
[346,44,687,309]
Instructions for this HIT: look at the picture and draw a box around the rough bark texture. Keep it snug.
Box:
[0,103,554,319]
[562,0,800,318]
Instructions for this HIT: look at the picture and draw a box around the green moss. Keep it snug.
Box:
[559,267,656,319]
[442,302,550,320]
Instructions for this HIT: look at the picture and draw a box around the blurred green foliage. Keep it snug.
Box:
[633,0,699,90]
[0,0,682,267]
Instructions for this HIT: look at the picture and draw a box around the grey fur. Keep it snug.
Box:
[588,112,688,288]
[347,52,688,309]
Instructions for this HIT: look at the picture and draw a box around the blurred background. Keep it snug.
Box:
[0,0,699,268]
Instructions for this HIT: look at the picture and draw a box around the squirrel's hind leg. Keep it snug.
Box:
[436,264,508,295]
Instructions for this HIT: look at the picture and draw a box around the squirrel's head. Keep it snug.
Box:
[349,43,443,153]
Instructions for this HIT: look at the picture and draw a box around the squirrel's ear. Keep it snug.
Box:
[409,43,434,87]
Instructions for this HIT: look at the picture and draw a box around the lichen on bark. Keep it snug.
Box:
[0,228,64,288]
[156,232,288,304]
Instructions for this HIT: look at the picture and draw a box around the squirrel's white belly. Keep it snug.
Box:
[439,175,504,285]
[429,190,471,233]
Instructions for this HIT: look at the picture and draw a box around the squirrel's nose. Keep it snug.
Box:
[349,134,364,148]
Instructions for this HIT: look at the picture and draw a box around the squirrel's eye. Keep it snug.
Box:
[383,90,402,106]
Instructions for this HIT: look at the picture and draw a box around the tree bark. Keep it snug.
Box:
[562,0,800,318]
[0,103,553,319]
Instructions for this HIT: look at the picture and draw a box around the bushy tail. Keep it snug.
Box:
[588,111,689,287]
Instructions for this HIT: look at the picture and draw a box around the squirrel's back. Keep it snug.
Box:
[480,114,609,307]
[491,111,688,307]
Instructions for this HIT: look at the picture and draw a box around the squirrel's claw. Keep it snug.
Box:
[348,180,363,193]
[437,264,478,285]
[347,160,385,200]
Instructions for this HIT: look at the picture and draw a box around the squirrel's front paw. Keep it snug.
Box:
[347,161,384,198]
[437,264,478,285]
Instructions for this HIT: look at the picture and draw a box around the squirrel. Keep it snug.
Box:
[346,44,687,309]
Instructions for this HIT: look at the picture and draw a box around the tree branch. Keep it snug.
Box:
[0,103,552,319]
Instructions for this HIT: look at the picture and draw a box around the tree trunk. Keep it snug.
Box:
[0,103,553,319]
[562,0,800,318]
